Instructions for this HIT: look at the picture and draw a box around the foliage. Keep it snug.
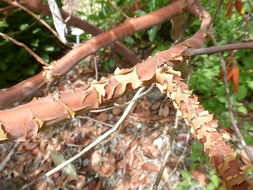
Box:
[0,0,253,188]
[0,2,63,88]
[175,169,225,190]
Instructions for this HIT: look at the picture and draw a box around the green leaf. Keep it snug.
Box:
[248,102,253,111]
[134,10,146,16]
[210,174,220,187]
[181,170,191,180]
[41,53,50,62]
[103,58,115,72]
[31,39,39,47]
[236,85,248,100]
[237,105,248,114]
[0,21,8,28]
[250,21,253,36]
[247,81,253,90]
[148,26,157,42]
[124,36,135,44]
[50,151,78,180]
[19,23,29,31]
[32,28,41,34]
[44,45,55,52]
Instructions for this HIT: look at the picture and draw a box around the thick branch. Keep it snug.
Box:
[186,41,253,56]
[0,0,212,140]
[1,3,252,187]
[0,0,193,108]
[2,0,139,64]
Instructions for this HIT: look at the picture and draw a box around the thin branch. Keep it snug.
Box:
[10,1,70,48]
[247,0,253,13]
[186,41,253,57]
[0,142,20,171]
[0,32,48,66]
[90,83,155,113]
[166,131,190,179]
[153,111,179,190]
[210,32,253,164]
[78,115,114,128]
[108,0,129,19]
[94,58,98,81]
[45,87,145,178]
[210,0,224,24]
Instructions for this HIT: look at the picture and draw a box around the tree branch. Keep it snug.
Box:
[186,41,253,57]
[0,32,48,66]
[2,0,139,65]
[0,0,194,108]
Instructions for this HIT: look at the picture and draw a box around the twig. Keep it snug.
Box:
[186,42,253,57]
[166,131,190,179]
[94,58,98,81]
[210,32,253,164]
[10,1,70,47]
[0,142,20,171]
[247,0,253,13]
[78,115,114,128]
[0,32,48,66]
[90,83,155,113]
[45,87,145,177]
[108,0,129,19]
[153,111,179,190]
[210,0,224,24]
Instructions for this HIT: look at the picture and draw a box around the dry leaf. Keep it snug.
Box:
[50,151,78,180]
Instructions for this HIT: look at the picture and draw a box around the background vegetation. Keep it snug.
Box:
[0,0,253,189]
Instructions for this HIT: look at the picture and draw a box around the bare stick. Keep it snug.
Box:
[210,0,224,24]
[91,83,155,113]
[210,32,253,164]
[78,115,113,128]
[166,131,190,179]
[108,0,129,19]
[94,58,98,81]
[186,41,253,57]
[153,111,179,190]
[0,32,48,66]
[10,1,70,47]
[45,87,145,177]
[0,142,20,171]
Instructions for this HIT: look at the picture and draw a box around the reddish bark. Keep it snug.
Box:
[3,0,140,65]
[0,0,192,108]
[0,1,252,188]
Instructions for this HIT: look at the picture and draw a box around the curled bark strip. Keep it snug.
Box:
[0,0,211,139]
[155,67,253,190]
[0,67,252,189]
[0,67,143,142]
[0,0,191,108]
[0,0,211,141]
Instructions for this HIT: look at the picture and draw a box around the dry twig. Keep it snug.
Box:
[153,111,180,190]
[0,32,48,66]
[10,1,70,47]
[186,42,253,57]
[45,87,145,178]
[0,142,20,171]
[210,32,253,164]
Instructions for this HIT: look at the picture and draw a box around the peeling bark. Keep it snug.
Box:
[0,0,192,108]
[1,1,252,188]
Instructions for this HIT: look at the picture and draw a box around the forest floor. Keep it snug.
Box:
[0,54,217,190]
